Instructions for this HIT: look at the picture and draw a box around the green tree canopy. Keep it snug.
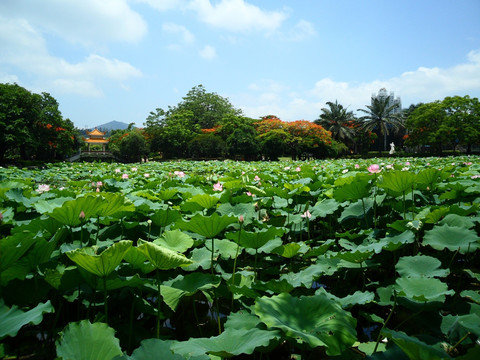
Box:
[315,100,355,143]
[358,96,404,152]
[168,85,242,129]
[0,83,78,163]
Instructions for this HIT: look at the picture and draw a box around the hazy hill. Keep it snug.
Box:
[94,120,130,131]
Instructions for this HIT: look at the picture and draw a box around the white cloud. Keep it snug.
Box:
[237,49,480,121]
[281,20,316,41]
[162,23,195,44]
[134,0,185,12]
[199,45,216,60]
[0,0,147,47]
[188,0,287,33]
[0,16,142,97]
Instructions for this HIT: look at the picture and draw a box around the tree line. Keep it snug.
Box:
[1,82,479,164]
[0,83,80,164]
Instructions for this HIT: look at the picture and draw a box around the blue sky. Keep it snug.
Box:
[1,0,479,129]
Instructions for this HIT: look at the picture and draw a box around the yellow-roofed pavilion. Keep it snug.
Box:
[83,128,109,151]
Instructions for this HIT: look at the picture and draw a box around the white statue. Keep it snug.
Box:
[389,142,395,155]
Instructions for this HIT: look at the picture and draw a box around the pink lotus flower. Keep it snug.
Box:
[174,171,185,178]
[144,173,150,178]
[301,210,312,219]
[386,164,393,169]
[254,175,260,181]
[354,164,360,169]
[96,181,103,187]
[131,167,138,172]
[367,164,380,174]
[37,184,50,193]
[213,182,223,191]
[284,166,291,170]
[122,174,129,179]
[405,161,411,166]
[295,167,301,172]
[115,168,121,173]
[246,191,253,197]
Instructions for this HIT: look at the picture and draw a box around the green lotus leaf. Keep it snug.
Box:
[49,195,104,226]
[245,185,267,197]
[186,194,220,209]
[66,240,132,277]
[253,279,294,294]
[224,311,261,330]
[123,247,155,273]
[33,197,72,214]
[396,255,449,278]
[338,291,375,308]
[176,213,236,238]
[216,203,256,222]
[205,238,238,259]
[381,328,451,360]
[333,177,371,202]
[310,198,340,218]
[171,328,280,358]
[272,243,301,258]
[442,313,480,338]
[150,208,181,228]
[183,247,212,271]
[378,231,416,252]
[95,193,135,218]
[158,188,179,201]
[0,232,36,273]
[395,277,454,302]
[227,226,284,250]
[464,269,480,281]
[379,171,416,194]
[356,341,386,355]
[254,293,357,355]
[127,339,185,360]
[137,240,193,270]
[160,273,221,311]
[439,214,475,229]
[424,207,451,224]
[0,300,54,339]
[154,229,194,253]
[415,168,443,186]
[304,239,335,258]
[333,250,373,263]
[423,224,480,254]
[56,320,122,360]
[339,198,373,223]
[460,290,480,304]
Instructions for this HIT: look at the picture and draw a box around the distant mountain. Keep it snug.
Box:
[94,121,130,131]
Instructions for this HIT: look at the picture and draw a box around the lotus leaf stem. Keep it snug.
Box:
[374,290,397,353]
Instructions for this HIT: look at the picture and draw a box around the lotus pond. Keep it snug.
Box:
[1,157,480,359]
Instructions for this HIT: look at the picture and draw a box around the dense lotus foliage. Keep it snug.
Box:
[1,156,480,359]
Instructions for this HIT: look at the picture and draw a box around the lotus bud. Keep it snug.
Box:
[239,215,244,223]
[79,211,85,220]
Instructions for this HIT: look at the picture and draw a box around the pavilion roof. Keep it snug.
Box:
[83,137,109,144]
[86,128,107,136]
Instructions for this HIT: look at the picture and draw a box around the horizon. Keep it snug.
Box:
[1,0,479,129]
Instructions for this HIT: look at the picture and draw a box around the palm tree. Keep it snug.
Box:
[315,100,355,142]
[357,96,403,153]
